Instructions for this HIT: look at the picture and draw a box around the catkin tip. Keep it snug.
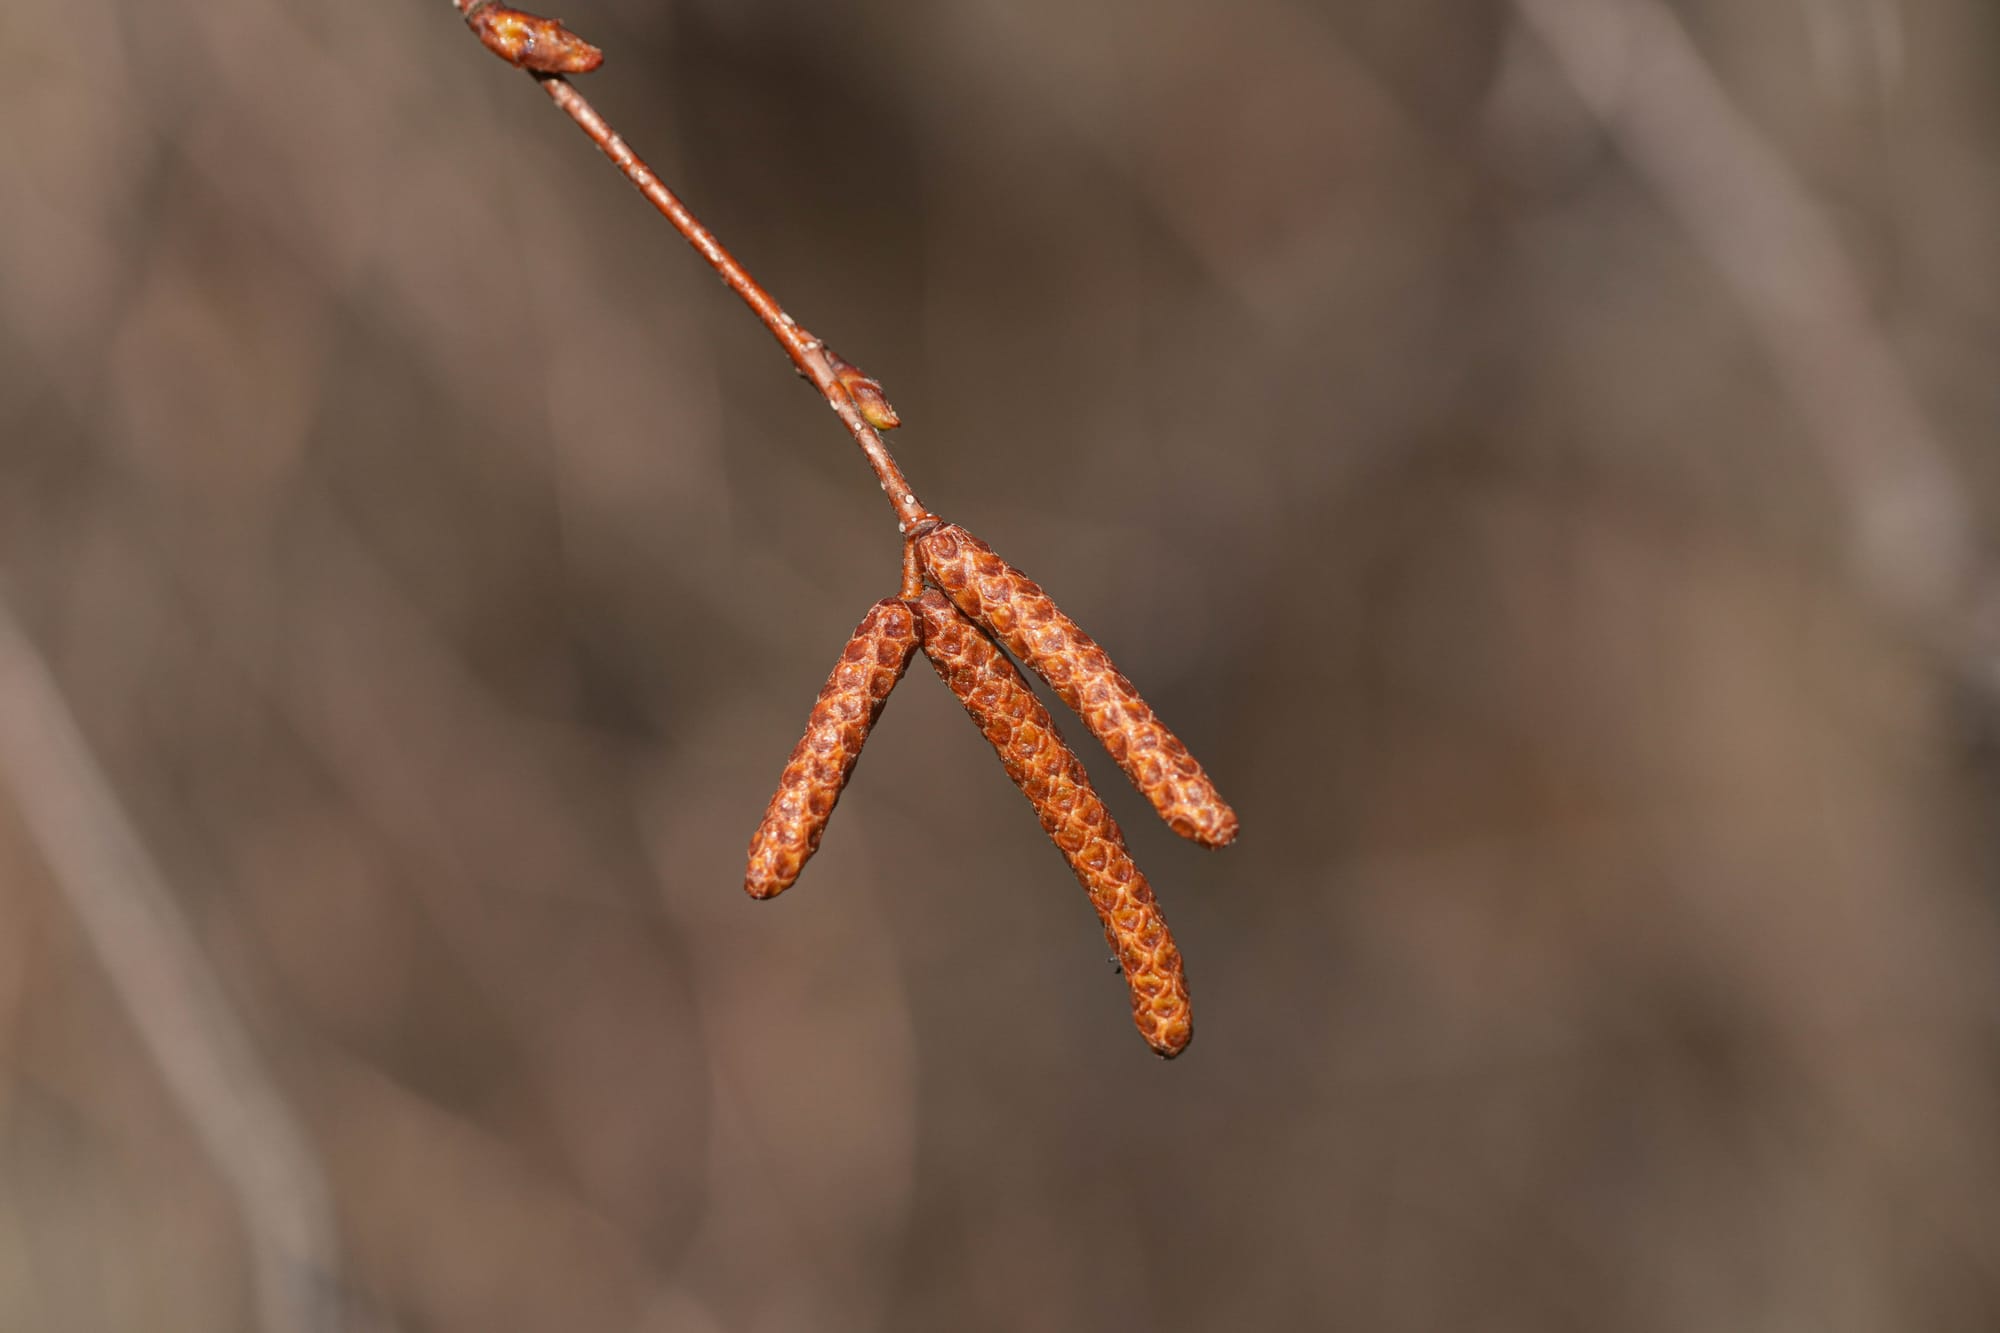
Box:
[1150,1021,1193,1059]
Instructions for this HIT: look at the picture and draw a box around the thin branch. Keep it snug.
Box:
[454,0,932,533]
[0,601,342,1332]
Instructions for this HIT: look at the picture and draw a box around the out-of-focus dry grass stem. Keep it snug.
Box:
[0,604,339,1333]
[1514,0,1978,642]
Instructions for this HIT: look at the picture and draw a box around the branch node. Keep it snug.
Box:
[827,348,902,431]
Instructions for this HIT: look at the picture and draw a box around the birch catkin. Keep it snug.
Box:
[744,599,918,899]
[915,524,1238,848]
[908,590,1193,1058]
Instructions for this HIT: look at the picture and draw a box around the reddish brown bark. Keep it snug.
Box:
[453,0,929,533]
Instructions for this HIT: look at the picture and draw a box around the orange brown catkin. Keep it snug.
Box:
[468,4,605,74]
[745,599,918,899]
[916,523,1238,848]
[908,590,1192,1058]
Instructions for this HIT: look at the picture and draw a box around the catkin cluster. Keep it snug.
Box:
[743,520,1233,1058]
[455,1,1228,1057]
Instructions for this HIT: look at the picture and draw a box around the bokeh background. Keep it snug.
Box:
[4,0,2000,1328]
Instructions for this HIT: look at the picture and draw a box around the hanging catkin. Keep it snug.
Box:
[915,523,1237,848]
[908,589,1192,1057]
[744,599,918,899]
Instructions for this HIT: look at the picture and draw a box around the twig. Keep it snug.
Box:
[452,0,931,533]
[0,601,341,1333]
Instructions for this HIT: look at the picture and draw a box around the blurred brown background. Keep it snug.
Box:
[4,0,2000,1328]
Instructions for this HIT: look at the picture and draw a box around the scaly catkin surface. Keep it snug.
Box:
[908,590,1192,1057]
[916,523,1238,847]
[744,598,918,899]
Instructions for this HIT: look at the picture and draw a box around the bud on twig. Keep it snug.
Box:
[826,348,901,432]
[745,599,919,899]
[908,590,1193,1057]
[468,3,605,75]
[916,524,1238,848]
